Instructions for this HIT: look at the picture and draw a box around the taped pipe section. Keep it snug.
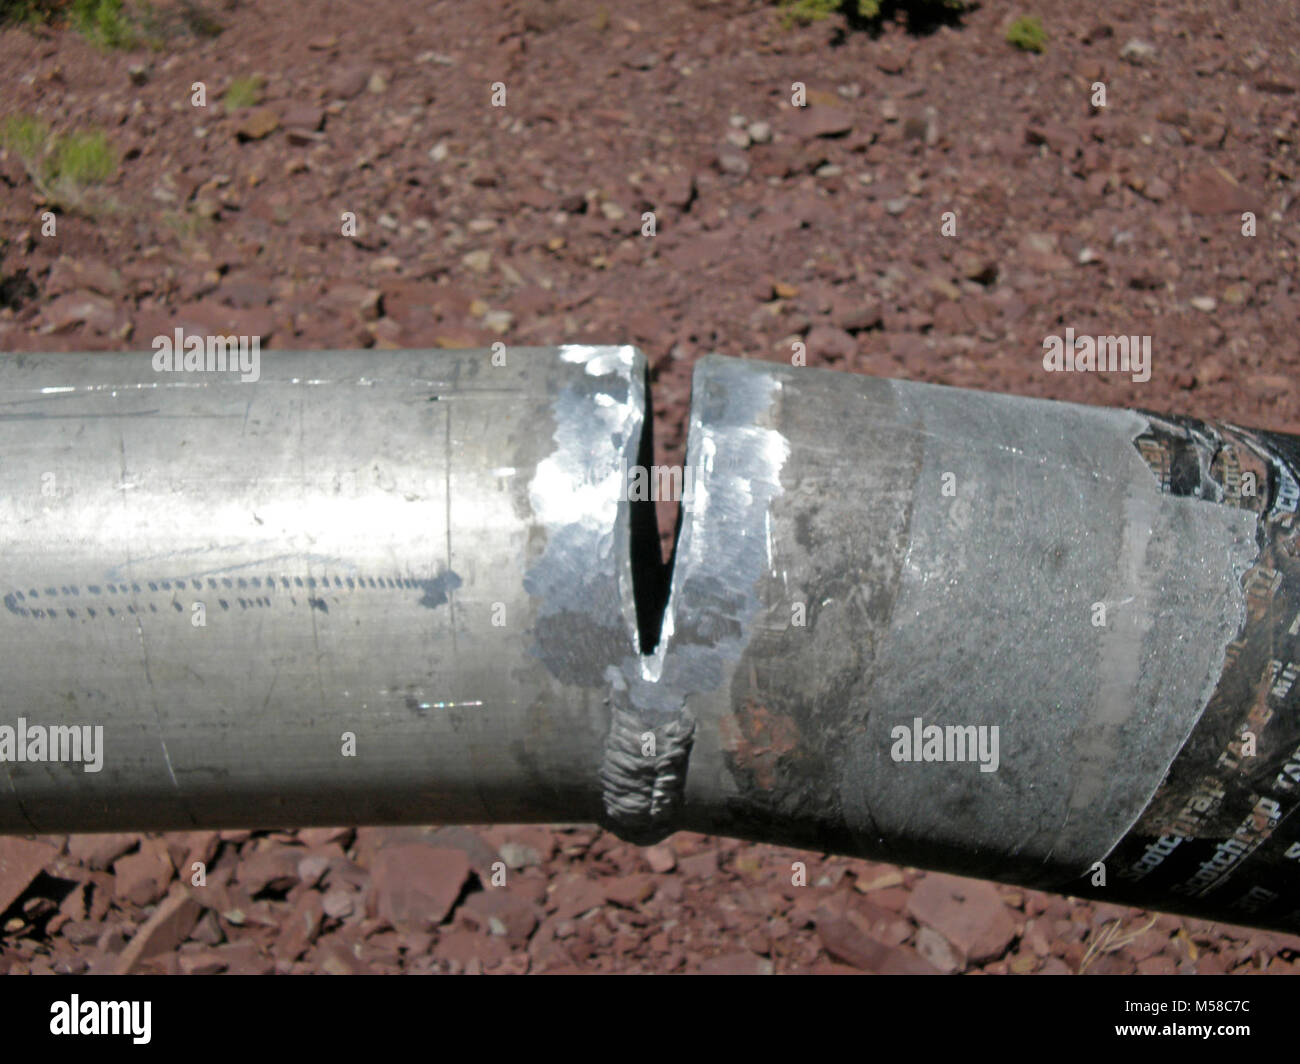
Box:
[1,347,1298,933]
[667,357,1299,935]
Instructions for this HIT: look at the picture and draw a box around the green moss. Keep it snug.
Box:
[223,74,265,112]
[1006,15,1047,53]
[50,129,117,184]
[0,114,51,161]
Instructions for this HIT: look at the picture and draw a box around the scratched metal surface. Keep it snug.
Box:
[5,347,1298,932]
[673,358,1260,889]
[0,347,643,832]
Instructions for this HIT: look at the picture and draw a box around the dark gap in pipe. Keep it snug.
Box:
[629,364,673,655]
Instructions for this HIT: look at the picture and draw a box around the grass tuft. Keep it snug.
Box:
[70,0,135,48]
[1,112,119,212]
[222,74,264,112]
[1006,14,1047,53]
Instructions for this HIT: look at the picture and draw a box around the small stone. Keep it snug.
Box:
[482,309,513,333]
[806,324,857,361]
[599,200,626,221]
[235,847,300,896]
[282,105,324,132]
[297,855,331,886]
[907,873,1017,966]
[115,889,201,974]
[127,63,149,86]
[725,128,751,150]
[955,251,998,285]
[836,302,884,332]
[549,874,607,920]
[367,71,389,94]
[660,171,696,209]
[678,851,718,879]
[816,915,892,971]
[67,834,137,871]
[1222,283,1249,306]
[604,875,656,908]
[885,197,909,215]
[235,108,279,141]
[876,49,908,75]
[715,148,750,176]
[41,290,123,334]
[461,890,539,945]
[370,845,471,930]
[1190,296,1217,313]
[747,121,772,144]
[1120,39,1157,66]
[1142,176,1172,201]
[915,926,962,973]
[114,842,174,907]
[321,888,355,919]
[1017,231,1071,272]
[1178,167,1255,214]
[498,842,541,870]
[329,68,368,100]
[0,838,58,914]
[461,250,493,275]
[788,106,855,139]
[644,844,676,874]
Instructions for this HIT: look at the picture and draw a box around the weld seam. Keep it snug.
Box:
[599,700,695,845]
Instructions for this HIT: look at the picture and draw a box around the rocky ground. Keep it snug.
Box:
[2,0,1299,974]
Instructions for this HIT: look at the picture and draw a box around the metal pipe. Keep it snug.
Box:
[2,347,1298,934]
[661,356,1300,935]
[0,346,648,831]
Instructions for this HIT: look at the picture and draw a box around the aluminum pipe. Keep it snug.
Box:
[0,346,654,832]
[2,347,1298,933]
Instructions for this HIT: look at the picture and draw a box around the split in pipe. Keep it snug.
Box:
[1,346,1298,934]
